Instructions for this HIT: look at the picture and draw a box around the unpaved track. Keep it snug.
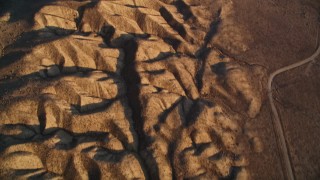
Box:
[267,27,320,180]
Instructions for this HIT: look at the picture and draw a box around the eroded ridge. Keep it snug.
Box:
[0,34,143,179]
[0,0,267,179]
[132,38,267,179]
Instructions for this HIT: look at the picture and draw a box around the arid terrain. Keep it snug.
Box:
[0,0,319,179]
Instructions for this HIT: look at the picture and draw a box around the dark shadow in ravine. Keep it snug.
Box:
[195,8,222,93]
[159,7,187,38]
[211,62,227,76]
[0,0,57,24]
[173,0,194,21]
[116,34,155,179]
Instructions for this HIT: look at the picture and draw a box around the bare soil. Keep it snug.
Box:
[0,0,319,179]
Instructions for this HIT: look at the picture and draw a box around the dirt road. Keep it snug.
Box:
[268,27,320,180]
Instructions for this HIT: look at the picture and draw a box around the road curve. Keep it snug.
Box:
[267,30,320,180]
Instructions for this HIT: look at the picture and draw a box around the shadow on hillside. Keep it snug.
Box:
[0,0,57,24]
